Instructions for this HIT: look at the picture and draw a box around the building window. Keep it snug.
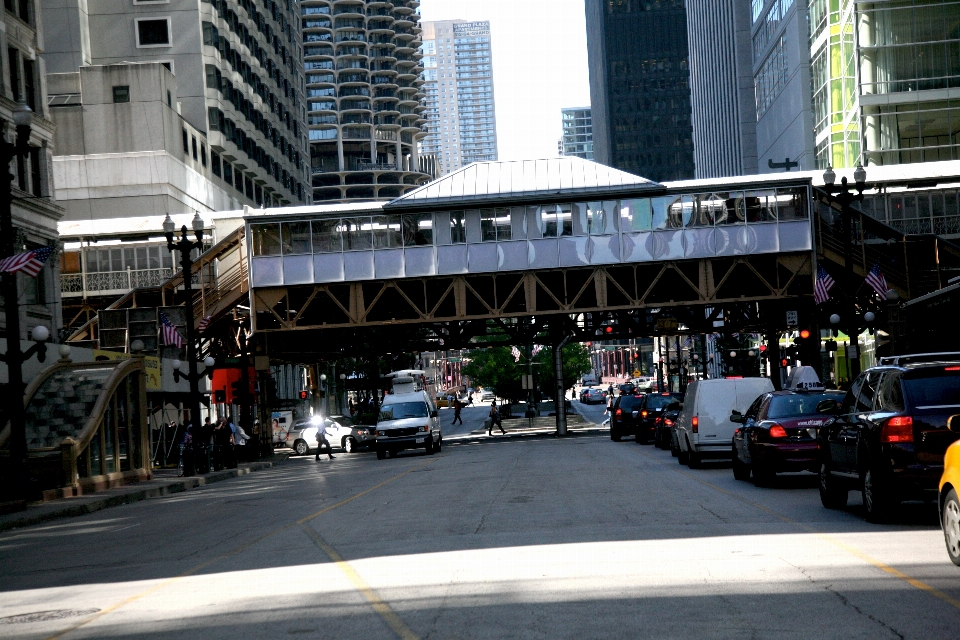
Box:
[211,152,221,177]
[167,90,172,108]
[200,142,207,167]
[113,85,130,103]
[191,136,198,160]
[29,147,41,197]
[223,161,233,184]
[7,47,20,102]
[182,129,189,154]
[136,18,171,48]
[22,58,35,109]
[234,168,243,191]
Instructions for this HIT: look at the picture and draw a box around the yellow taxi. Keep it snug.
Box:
[939,415,960,565]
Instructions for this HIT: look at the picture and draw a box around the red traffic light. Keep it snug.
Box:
[780,358,789,368]
[759,344,767,352]
[298,390,308,400]
[605,326,613,333]
[799,329,811,339]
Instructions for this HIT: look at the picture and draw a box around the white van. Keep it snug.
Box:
[375,385,441,460]
[675,377,774,468]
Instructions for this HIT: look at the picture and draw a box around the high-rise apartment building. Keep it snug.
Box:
[585,0,695,182]
[420,20,498,175]
[561,107,593,160]
[750,0,815,172]
[810,0,960,169]
[42,0,311,207]
[303,0,433,201]
[686,0,758,178]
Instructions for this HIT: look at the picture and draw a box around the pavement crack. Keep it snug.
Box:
[699,504,727,522]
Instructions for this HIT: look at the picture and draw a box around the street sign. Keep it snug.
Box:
[521,375,534,389]
[786,310,798,326]
[632,369,642,378]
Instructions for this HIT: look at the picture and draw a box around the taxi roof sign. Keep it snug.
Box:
[785,366,824,392]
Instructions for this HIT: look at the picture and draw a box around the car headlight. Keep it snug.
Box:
[419,426,429,432]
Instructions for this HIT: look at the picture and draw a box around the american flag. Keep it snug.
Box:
[197,315,213,334]
[865,263,888,297]
[531,344,543,357]
[511,345,522,362]
[814,266,835,305]
[0,247,53,277]
[159,312,184,348]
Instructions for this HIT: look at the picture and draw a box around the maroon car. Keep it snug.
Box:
[731,389,845,486]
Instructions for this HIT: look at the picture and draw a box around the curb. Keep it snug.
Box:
[447,427,607,447]
[0,458,284,533]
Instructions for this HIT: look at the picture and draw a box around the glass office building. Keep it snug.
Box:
[809,0,960,169]
[585,0,695,182]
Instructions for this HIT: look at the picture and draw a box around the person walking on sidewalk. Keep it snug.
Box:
[315,421,335,461]
[451,399,464,425]
[488,401,506,436]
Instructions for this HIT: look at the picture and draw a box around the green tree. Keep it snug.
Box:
[461,346,525,402]
[534,343,591,394]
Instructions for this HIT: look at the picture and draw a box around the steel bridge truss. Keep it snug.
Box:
[254,252,815,359]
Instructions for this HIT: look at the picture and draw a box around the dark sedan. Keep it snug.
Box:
[635,392,683,444]
[731,389,844,486]
[654,402,682,450]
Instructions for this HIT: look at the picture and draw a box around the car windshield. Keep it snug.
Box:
[903,369,960,408]
[767,393,842,419]
[379,401,429,421]
[645,393,682,409]
[617,396,643,410]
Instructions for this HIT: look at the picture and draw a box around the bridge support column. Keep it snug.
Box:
[554,342,567,436]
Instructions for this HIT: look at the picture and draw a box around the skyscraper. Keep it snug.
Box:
[686,0,758,178]
[42,0,310,206]
[420,20,498,175]
[302,0,434,201]
[561,107,594,160]
[585,0,695,182]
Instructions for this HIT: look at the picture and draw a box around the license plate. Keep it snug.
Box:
[416,438,425,443]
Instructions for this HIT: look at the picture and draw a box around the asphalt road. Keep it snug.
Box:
[1,431,959,639]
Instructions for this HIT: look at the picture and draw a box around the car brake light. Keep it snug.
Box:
[664,418,674,426]
[641,410,648,418]
[881,416,914,443]
[615,408,622,417]
[946,366,960,371]
[768,424,788,438]
[661,392,671,396]
[692,416,698,433]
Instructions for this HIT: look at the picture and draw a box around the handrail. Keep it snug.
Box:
[68,358,145,456]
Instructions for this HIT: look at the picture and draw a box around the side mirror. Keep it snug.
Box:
[730,410,744,424]
[431,410,438,418]
[948,415,960,434]
[816,399,839,415]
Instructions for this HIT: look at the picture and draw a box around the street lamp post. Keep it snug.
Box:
[1,102,42,501]
[164,213,206,433]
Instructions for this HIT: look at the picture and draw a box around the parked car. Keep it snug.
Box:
[656,404,682,452]
[818,360,960,522]
[939,415,960,565]
[376,389,441,459]
[675,377,775,468]
[480,388,496,402]
[287,415,375,456]
[581,388,605,404]
[731,389,844,485]
[635,392,684,444]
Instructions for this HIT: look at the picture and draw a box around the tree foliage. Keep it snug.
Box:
[462,342,592,402]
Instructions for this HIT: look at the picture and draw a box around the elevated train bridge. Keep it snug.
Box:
[68,157,960,394]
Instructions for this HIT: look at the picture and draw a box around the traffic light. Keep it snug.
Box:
[780,358,789,369]
[231,380,245,404]
[759,344,768,360]
[214,389,226,404]
[298,390,309,400]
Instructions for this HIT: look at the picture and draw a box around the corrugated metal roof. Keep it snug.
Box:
[387,157,661,209]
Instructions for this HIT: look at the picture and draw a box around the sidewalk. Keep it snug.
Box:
[0,455,287,533]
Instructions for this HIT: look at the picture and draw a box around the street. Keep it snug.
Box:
[1,425,959,639]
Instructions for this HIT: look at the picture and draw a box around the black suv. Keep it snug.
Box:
[610,394,645,441]
[818,360,960,522]
[635,392,683,444]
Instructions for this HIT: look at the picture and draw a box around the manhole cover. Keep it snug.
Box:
[0,609,100,624]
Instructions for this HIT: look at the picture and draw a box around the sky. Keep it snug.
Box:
[418,0,591,162]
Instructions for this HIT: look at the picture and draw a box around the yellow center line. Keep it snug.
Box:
[640,449,960,611]
[300,524,420,640]
[44,455,440,640]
